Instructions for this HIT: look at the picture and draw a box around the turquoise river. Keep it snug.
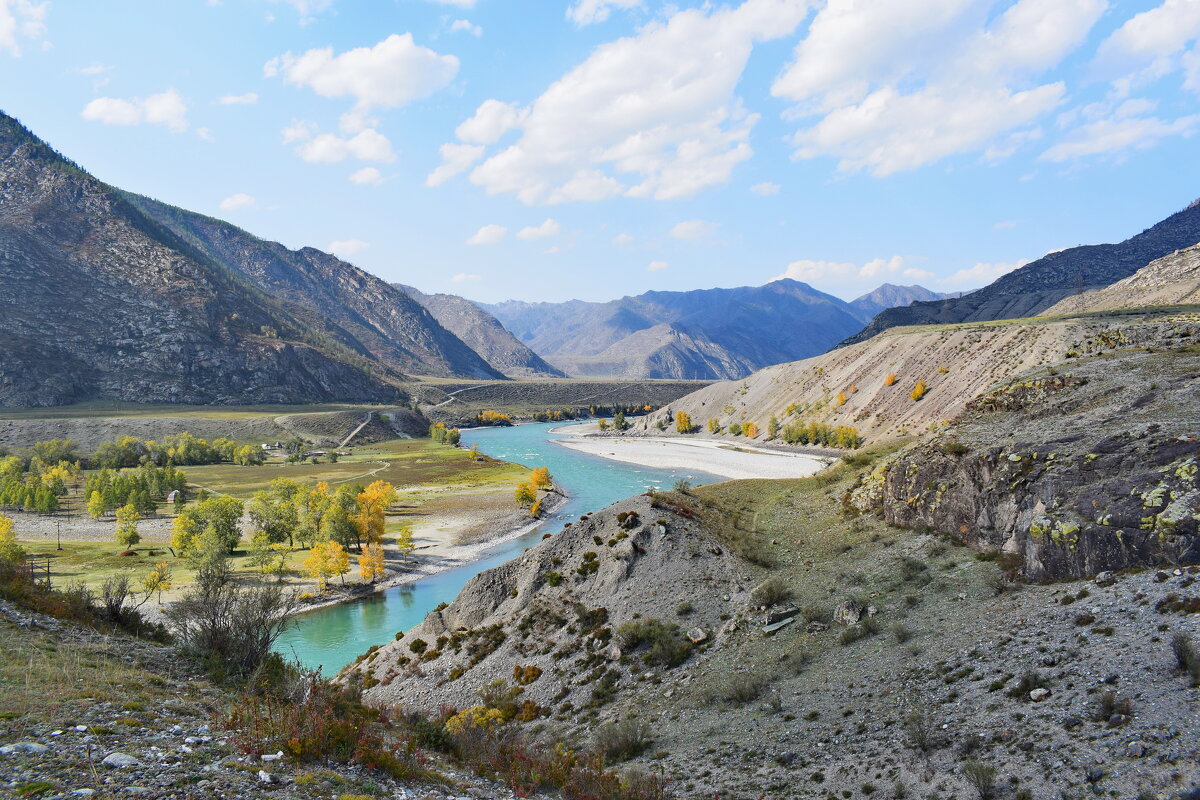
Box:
[273,422,722,673]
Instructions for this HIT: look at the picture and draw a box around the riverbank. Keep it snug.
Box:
[551,425,830,480]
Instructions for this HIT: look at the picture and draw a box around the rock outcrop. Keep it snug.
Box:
[1040,241,1200,316]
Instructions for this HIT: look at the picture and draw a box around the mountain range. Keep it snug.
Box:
[482,282,955,380]
[842,198,1200,345]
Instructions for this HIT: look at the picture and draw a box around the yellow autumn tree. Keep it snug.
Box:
[675,411,692,433]
[354,480,398,546]
[393,521,415,563]
[530,466,552,490]
[87,490,107,520]
[304,540,350,591]
[358,542,386,583]
[143,561,172,604]
[911,380,928,401]
[115,503,141,549]
[884,372,898,386]
[514,482,536,507]
[836,391,848,406]
[743,421,759,438]
[0,515,25,565]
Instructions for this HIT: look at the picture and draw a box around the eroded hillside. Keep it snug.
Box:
[633,308,1198,446]
[1041,243,1200,316]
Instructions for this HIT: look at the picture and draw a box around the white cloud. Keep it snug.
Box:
[265,34,459,119]
[647,260,670,271]
[0,0,48,57]
[669,220,715,240]
[426,142,485,187]
[284,122,396,163]
[195,127,216,142]
[612,233,634,245]
[450,19,482,36]
[773,0,1106,175]
[773,254,933,294]
[750,181,780,195]
[455,99,526,145]
[1041,113,1200,162]
[939,259,1026,290]
[219,193,257,211]
[217,92,258,105]
[1093,0,1200,90]
[349,166,385,185]
[993,219,1017,230]
[517,219,561,240]
[440,0,810,204]
[81,89,188,132]
[327,238,369,257]
[466,224,506,245]
[567,0,641,27]
[452,272,482,282]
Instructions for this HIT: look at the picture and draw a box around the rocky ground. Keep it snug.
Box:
[0,600,534,800]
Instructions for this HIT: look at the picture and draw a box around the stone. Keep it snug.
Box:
[833,600,863,626]
[101,752,140,769]
[606,645,622,661]
[0,741,50,755]
[258,770,279,784]
[1062,715,1083,730]
[805,621,828,634]
[261,751,284,762]
[1029,688,1051,702]
[766,606,798,625]
[762,618,795,635]
[1125,741,1147,758]
[687,627,708,644]
[866,605,879,617]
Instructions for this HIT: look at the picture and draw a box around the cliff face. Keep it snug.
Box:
[843,200,1200,345]
[395,285,563,378]
[853,323,1200,580]
[0,113,404,407]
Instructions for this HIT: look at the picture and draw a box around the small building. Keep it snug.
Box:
[165,490,180,504]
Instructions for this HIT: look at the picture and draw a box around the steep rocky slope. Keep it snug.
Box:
[0,113,410,407]
[122,195,503,381]
[350,448,1200,800]
[395,284,563,378]
[1041,242,1200,316]
[843,199,1200,345]
[633,307,1193,444]
[485,279,876,380]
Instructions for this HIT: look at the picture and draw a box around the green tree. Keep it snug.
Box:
[394,522,415,563]
[87,490,107,520]
[115,503,141,549]
[0,515,25,565]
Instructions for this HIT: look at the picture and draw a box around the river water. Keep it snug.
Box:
[273,422,723,673]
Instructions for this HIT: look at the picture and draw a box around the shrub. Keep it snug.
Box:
[911,381,928,401]
[1091,691,1132,724]
[675,601,693,616]
[544,571,563,587]
[939,440,969,456]
[167,557,298,680]
[752,578,793,607]
[884,372,897,386]
[617,619,692,668]
[961,761,997,800]
[593,719,654,762]
[1171,633,1200,686]
[1006,670,1047,699]
[723,671,772,704]
[904,707,939,753]
[673,478,692,493]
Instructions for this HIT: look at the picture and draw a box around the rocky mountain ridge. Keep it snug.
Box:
[843,199,1200,345]
[483,279,937,380]
[1040,242,1200,316]
[395,284,563,378]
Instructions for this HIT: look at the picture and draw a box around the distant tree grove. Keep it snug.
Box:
[780,421,863,449]
[429,423,462,445]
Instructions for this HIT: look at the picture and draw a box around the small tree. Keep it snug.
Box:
[743,421,759,438]
[0,515,25,565]
[530,466,552,490]
[115,503,141,549]
[675,411,693,433]
[328,540,349,586]
[248,530,277,574]
[836,391,848,406]
[87,490,107,520]
[884,371,898,386]
[911,380,928,401]
[514,481,536,507]
[142,560,172,604]
[612,411,629,430]
[707,417,720,434]
[597,418,609,432]
[961,761,997,800]
[767,415,780,440]
[304,541,334,592]
[394,522,415,563]
[358,542,386,583]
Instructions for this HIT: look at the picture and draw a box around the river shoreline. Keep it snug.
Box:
[285,488,567,620]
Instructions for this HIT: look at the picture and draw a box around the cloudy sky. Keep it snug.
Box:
[2,0,1198,302]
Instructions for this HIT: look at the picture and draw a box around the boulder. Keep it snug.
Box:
[0,741,50,755]
[834,600,864,626]
[687,627,709,644]
[1029,688,1051,702]
[101,752,140,769]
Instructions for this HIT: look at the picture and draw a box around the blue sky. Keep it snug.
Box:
[1,0,1198,303]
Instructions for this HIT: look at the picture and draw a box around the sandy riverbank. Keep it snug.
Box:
[553,427,830,480]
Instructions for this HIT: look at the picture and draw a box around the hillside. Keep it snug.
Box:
[631,307,1197,445]
[485,279,878,380]
[121,196,503,381]
[0,112,409,408]
[843,199,1200,345]
[1041,242,1200,316]
[395,284,563,378]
